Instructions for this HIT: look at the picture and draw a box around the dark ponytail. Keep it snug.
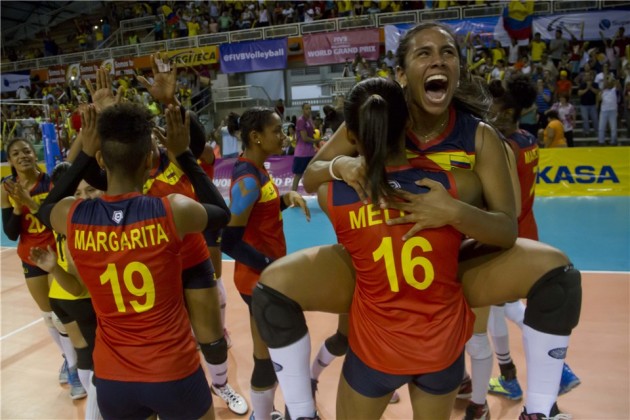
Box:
[345,78,408,203]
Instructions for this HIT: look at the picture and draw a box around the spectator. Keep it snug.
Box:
[565,23,586,76]
[535,78,552,130]
[216,112,241,158]
[76,30,89,50]
[257,5,270,27]
[598,76,620,145]
[377,62,393,79]
[555,70,572,101]
[549,29,569,67]
[341,58,353,77]
[577,70,599,137]
[551,93,576,147]
[539,53,558,82]
[43,35,59,57]
[383,50,396,69]
[542,109,567,147]
[291,103,316,191]
[127,31,139,45]
[490,39,506,65]
[15,86,30,100]
[209,17,218,33]
[530,32,546,63]
[490,59,506,81]
[600,31,621,75]
[595,62,613,86]
[218,11,233,32]
[154,18,164,40]
[275,99,285,121]
[507,37,520,66]
[187,17,201,37]
[282,3,296,23]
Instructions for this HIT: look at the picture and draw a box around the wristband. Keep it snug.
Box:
[328,155,344,181]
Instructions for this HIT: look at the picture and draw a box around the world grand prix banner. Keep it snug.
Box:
[536,147,630,197]
[219,38,287,74]
[303,29,380,66]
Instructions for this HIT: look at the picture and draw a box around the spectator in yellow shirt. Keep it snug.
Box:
[530,32,547,63]
[542,110,567,148]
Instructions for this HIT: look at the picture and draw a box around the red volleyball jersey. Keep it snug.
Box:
[4,173,56,265]
[327,166,474,375]
[230,157,286,296]
[67,193,199,382]
[143,149,210,268]
[508,129,539,240]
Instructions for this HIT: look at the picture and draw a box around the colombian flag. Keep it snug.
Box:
[502,0,534,40]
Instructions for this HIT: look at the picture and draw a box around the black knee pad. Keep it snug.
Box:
[251,357,277,389]
[252,283,308,348]
[199,338,228,365]
[324,331,348,356]
[75,346,93,371]
[524,265,582,336]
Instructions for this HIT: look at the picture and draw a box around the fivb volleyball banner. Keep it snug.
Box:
[536,147,630,197]
[219,39,288,74]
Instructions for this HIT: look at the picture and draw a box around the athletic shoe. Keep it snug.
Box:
[518,402,572,420]
[558,363,581,396]
[271,410,284,420]
[389,390,400,404]
[67,367,87,400]
[488,375,523,400]
[212,383,249,415]
[58,357,69,384]
[457,376,472,399]
[224,328,232,349]
[463,401,490,420]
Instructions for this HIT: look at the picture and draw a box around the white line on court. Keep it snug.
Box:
[0,318,43,341]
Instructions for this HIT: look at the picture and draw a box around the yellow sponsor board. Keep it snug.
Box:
[536,147,630,196]
[165,46,219,66]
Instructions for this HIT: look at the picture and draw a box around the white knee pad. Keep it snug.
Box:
[465,333,493,360]
[50,312,67,334]
[505,300,526,326]
[42,311,55,329]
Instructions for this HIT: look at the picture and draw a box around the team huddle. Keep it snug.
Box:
[2,22,581,420]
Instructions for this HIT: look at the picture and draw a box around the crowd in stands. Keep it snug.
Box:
[2,5,629,162]
[2,1,498,61]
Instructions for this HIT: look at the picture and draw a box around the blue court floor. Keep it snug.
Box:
[2,196,629,272]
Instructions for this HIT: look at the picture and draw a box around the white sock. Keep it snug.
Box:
[59,335,77,368]
[523,324,568,415]
[506,300,526,329]
[216,278,227,329]
[310,341,338,381]
[85,373,102,420]
[78,368,91,390]
[488,306,512,365]
[268,334,316,419]
[206,360,228,387]
[250,383,276,420]
[466,333,493,405]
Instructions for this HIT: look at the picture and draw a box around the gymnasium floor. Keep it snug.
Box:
[1,196,629,419]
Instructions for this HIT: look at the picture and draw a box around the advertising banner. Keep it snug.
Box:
[165,46,219,66]
[1,72,31,93]
[303,29,380,66]
[220,39,287,74]
[536,147,630,197]
[211,148,630,198]
[212,155,308,197]
[534,11,630,41]
[40,122,63,175]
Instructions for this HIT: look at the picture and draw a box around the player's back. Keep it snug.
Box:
[66,192,199,382]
